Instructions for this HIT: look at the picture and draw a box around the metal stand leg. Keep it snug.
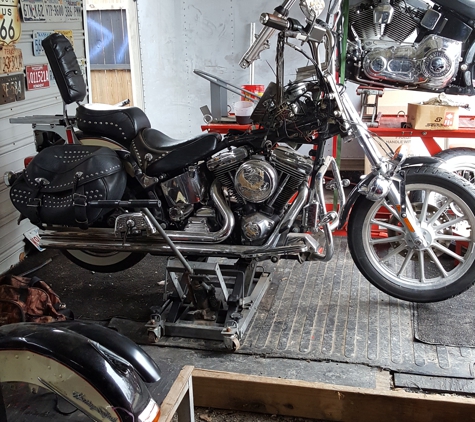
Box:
[357,86,384,127]
[0,383,7,422]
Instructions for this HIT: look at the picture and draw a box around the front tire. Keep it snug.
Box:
[62,250,146,273]
[348,167,475,302]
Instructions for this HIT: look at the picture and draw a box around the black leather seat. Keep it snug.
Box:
[131,128,222,175]
[76,104,151,148]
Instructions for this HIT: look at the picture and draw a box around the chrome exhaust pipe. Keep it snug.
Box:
[39,232,309,259]
[163,180,234,243]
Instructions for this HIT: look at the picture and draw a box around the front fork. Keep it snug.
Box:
[335,81,427,245]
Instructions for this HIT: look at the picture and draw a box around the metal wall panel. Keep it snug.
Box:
[0,10,87,274]
[137,0,306,139]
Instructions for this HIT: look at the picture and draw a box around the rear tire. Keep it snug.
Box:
[348,167,475,302]
[62,250,146,273]
[435,147,475,184]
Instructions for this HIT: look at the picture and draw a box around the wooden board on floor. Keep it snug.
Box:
[192,368,475,422]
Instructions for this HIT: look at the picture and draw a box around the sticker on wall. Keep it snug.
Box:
[0,45,23,74]
[20,0,45,22]
[0,0,22,46]
[33,29,52,55]
[44,0,65,22]
[65,0,81,22]
[0,73,25,104]
[26,64,49,90]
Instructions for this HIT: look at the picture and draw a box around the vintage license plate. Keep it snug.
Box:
[20,0,46,22]
[0,73,25,105]
[33,30,52,55]
[26,64,49,90]
[44,0,64,22]
[64,0,81,22]
[0,45,23,74]
[54,29,73,47]
[0,0,22,45]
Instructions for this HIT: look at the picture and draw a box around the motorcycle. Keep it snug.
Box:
[4,0,475,307]
[345,0,475,178]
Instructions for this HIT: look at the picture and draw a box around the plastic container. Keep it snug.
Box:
[234,101,254,125]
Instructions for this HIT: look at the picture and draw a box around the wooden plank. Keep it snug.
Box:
[192,369,475,422]
[159,365,194,422]
[90,69,132,105]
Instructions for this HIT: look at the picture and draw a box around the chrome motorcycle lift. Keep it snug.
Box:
[145,258,271,351]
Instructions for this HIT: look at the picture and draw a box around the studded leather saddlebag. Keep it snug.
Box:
[10,145,126,228]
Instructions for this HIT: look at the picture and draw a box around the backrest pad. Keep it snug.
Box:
[42,33,87,104]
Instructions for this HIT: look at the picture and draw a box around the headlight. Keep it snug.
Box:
[299,0,325,21]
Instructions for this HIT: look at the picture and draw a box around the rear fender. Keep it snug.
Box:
[0,322,157,421]
[337,156,442,230]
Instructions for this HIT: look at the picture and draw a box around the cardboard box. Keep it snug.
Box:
[406,103,459,130]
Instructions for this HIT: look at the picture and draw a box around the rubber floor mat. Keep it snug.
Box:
[415,285,475,347]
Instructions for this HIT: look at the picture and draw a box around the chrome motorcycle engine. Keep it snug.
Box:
[207,145,313,243]
[348,0,462,90]
[363,35,461,90]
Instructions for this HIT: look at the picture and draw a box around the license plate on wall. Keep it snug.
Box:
[26,64,49,90]
[0,73,25,105]
[33,30,53,56]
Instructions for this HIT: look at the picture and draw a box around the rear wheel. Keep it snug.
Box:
[435,147,475,184]
[348,167,475,302]
[62,250,146,273]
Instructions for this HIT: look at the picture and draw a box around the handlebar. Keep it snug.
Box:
[239,0,298,69]
[260,13,290,31]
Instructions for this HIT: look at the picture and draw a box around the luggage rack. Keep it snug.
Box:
[145,258,271,351]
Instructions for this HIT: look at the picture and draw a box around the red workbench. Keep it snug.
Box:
[369,115,475,155]
[202,115,475,156]
[201,123,254,133]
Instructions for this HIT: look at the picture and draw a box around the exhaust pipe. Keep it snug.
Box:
[39,234,310,259]
[162,180,234,243]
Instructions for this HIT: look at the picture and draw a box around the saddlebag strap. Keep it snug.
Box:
[26,177,50,226]
[72,172,88,229]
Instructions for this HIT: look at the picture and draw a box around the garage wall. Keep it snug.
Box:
[0,2,87,275]
[137,1,313,136]
[136,0,364,162]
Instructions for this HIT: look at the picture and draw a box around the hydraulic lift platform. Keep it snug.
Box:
[145,259,271,351]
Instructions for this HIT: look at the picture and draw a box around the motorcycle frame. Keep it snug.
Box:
[260,3,430,250]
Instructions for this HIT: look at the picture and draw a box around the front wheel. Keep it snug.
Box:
[62,250,146,273]
[348,167,475,302]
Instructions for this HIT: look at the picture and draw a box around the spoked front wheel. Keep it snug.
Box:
[348,167,475,302]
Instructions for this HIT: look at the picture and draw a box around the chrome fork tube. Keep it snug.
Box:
[337,88,385,171]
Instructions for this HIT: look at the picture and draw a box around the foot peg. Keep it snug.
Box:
[321,211,338,226]
[325,178,350,190]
